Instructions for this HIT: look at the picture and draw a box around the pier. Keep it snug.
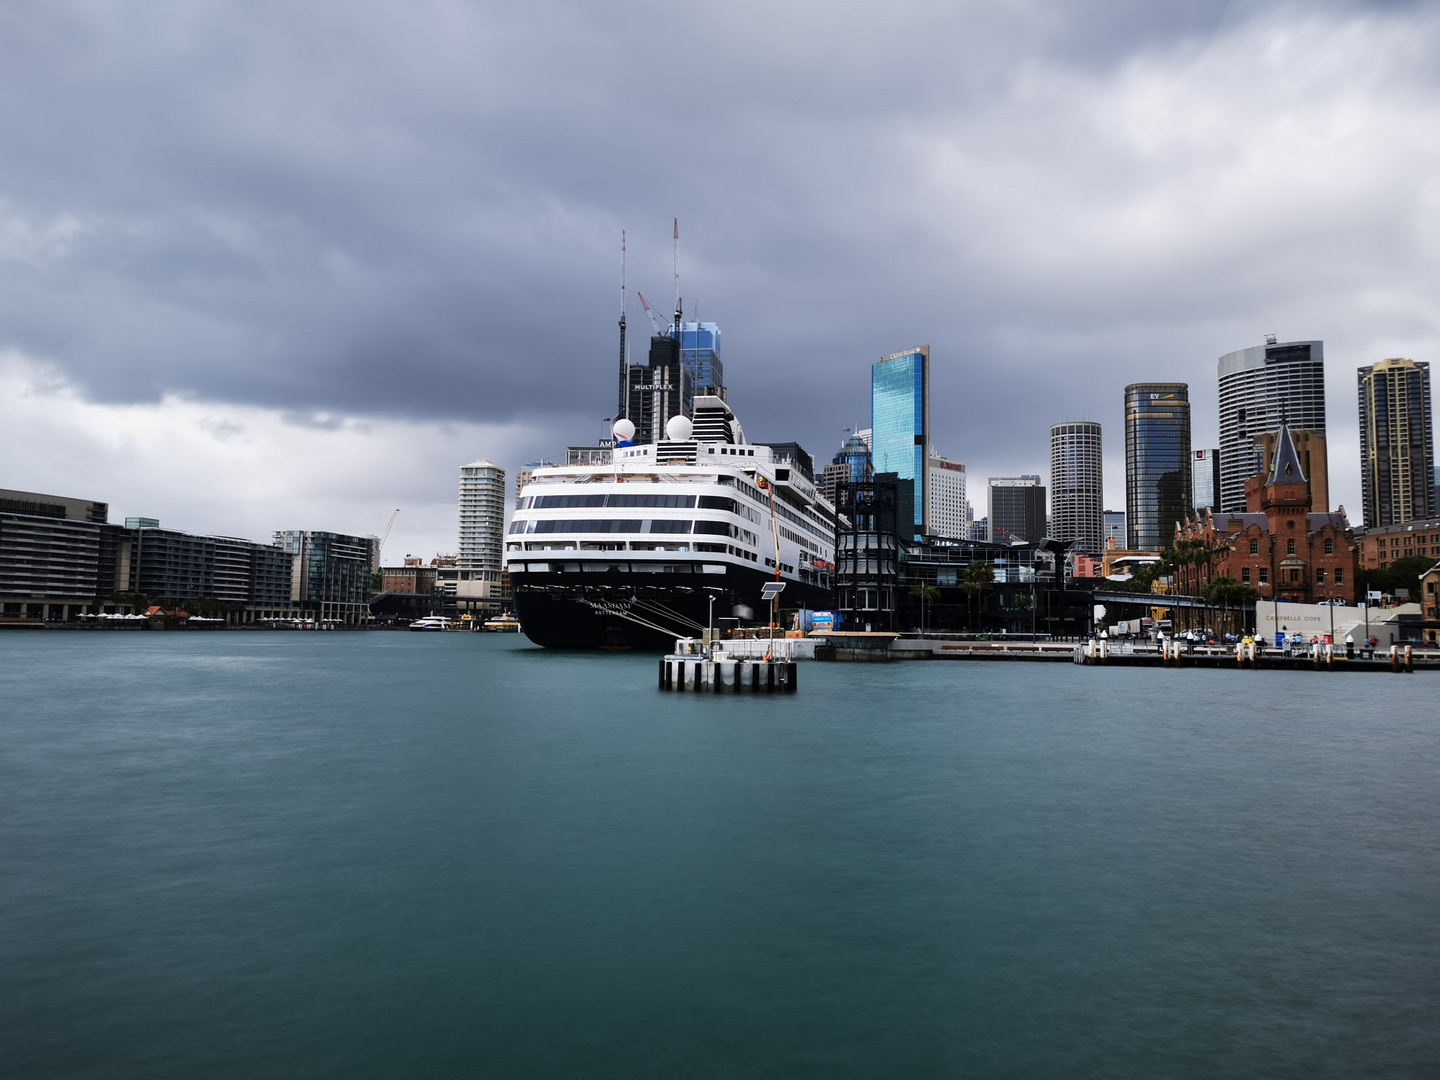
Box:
[659,638,798,693]
[806,632,1440,671]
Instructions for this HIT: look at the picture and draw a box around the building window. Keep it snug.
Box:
[1335,568,1343,585]
[1259,568,1269,584]
[1249,539,1259,555]
[1324,538,1333,555]
[1286,539,1296,555]
[1289,569,1300,583]
[1241,568,1251,584]
[1316,569,1326,584]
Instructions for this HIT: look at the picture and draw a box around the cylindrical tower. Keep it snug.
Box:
[1217,340,1325,513]
[1124,384,1191,551]
[1049,422,1103,554]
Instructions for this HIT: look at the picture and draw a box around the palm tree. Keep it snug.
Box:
[1202,576,1260,638]
[960,560,994,632]
[909,584,941,634]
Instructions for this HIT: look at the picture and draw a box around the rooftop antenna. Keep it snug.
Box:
[617,230,628,421]
[672,217,681,336]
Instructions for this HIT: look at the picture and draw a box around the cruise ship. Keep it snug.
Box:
[505,395,837,649]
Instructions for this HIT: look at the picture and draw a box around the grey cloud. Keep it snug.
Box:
[0,0,1436,509]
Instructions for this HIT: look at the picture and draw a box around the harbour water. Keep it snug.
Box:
[3,632,1437,1077]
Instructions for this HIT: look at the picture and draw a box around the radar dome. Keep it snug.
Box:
[665,415,693,442]
[612,418,636,442]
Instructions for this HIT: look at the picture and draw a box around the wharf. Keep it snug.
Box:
[810,632,1439,672]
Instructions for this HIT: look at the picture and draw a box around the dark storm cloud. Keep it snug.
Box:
[1,0,1436,484]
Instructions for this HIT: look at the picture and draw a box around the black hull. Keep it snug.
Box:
[512,568,834,650]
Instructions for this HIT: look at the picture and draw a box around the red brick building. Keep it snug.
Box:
[1355,518,1440,570]
[1175,422,1358,603]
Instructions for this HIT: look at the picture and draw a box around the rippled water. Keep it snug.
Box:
[2,631,1437,1078]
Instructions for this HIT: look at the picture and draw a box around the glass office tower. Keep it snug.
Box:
[1217,340,1325,512]
[678,322,723,398]
[1124,383,1192,550]
[1193,448,1220,512]
[871,346,930,539]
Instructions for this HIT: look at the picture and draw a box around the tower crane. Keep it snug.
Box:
[373,509,400,569]
[635,291,668,337]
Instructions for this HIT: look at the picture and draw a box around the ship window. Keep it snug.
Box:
[608,493,696,508]
[697,495,738,513]
[648,519,692,534]
[694,521,734,536]
[532,493,606,509]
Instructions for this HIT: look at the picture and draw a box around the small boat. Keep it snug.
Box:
[483,614,521,632]
[408,616,456,632]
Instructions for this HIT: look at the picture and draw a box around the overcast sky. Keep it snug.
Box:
[4,0,1438,557]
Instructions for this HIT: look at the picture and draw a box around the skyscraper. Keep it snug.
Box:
[678,321,723,398]
[821,432,873,506]
[988,476,1046,544]
[458,459,505,572]
[1193,448,1220,512]
[624,334,691,445]
[1049,422,1103,553]
[929,454,970,539]
[1125,383,1191,550]
[1358,358,1435,527]
[871,346,930,540]
[1217,339,1326,512]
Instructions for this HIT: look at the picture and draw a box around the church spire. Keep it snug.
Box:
[1267,418,1306,485]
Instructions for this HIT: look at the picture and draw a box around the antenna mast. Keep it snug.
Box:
[617,230,627,421]
[672,217,681,335]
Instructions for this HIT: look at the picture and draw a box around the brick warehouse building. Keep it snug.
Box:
[1355,517,1440,570]
[1176,422,1358,603]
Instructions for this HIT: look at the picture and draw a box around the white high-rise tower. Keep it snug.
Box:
[454,459,507,616]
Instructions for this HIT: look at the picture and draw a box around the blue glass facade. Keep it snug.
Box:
[871,347,929,539]
[832,434,872,485]
[679,322,723,396]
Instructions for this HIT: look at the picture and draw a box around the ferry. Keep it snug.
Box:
[505,396,837,649]
[483,614,521,632]
[408,615,456,632]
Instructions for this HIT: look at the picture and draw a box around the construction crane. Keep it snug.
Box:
[636,291,668,337]
[373,509,399,569]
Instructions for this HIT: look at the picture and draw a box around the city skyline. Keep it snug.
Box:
[4,3,1439,559]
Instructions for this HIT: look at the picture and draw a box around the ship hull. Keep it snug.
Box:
[512,566,833,650]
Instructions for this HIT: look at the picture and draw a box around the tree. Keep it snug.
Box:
[908,584,941,634]
[1358,554,1433,603]
[960,561,994,631]
[1202,576,1260,635]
